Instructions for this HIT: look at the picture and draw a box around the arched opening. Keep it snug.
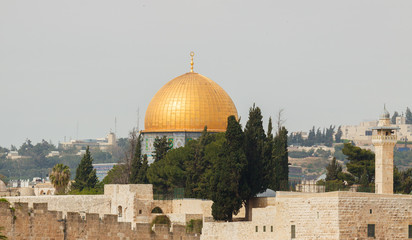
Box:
[151,207,163,214]
[118,206,122,217]
[40,190,44,195]
[47,190,51,195]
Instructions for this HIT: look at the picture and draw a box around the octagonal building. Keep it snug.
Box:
[142,53,238,162]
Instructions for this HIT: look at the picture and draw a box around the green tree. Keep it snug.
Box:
[240,104,268,220]
[102,164,129,184]
[394,167,412,194]
[147,147,188,194]
[325,157,342,181]
[185,127,215,198]
[335,126,343,143]
[391,111,399,124]
[153,136,171,162]
[272,126,289,191]
[211,116,246,221]
[342,143,375,183]
[72,147,98,191]
[49,163,71,194]
[324,126,335,147]
[306,127,316,146]
[137,154,149,184]
[406,107,412,124]
[130,134,143,184]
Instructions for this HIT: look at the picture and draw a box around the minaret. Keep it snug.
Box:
[371,107,398,194]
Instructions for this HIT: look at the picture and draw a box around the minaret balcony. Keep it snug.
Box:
[372,135,397,144]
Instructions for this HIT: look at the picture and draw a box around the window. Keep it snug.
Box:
[409,225,412,238]
[118,206,123,218]
[370,209,372,214]
[291,225,296,239]
[367,224,375,238]
[271,226,273,232]
[263,226,266,232]
[139,209,142,214]
[255,226,258,232]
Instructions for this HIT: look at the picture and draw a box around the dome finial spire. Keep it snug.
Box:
[190,51,195,72]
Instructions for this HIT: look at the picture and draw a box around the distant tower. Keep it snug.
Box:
[371,106,398,194]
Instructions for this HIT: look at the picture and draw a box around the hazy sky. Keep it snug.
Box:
[1,0,411,147]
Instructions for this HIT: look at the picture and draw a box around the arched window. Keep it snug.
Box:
[151,207,163,214]
[118,206,122,217]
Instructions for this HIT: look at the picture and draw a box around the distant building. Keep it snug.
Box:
[6,151,22,160]
[59,132,116,151]
[289,165,303,186]
[340,115,412,146]
[93,163,117,181]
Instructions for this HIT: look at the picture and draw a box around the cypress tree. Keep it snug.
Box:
[264,117,275,189]
[72,146,98,191]
[153,136,171,162]
[240,104,267,220]
[130,134,143,184]
[211,116,246,221]
[137,154,149,184]
[273,126,289,191]
[185,127,212,198]
[326,157,342,181]
[406,107,412,124]
[335,126,343,143]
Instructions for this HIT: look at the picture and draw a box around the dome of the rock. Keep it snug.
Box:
[144,72,238,132]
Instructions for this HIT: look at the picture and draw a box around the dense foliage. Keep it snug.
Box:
[71,147,98,191]
[49,163,71,194]
[288,125,336,147]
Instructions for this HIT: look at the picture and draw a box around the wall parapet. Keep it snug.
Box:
[0,201,199,240]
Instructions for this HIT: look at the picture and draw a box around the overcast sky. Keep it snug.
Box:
[1,0,411,147]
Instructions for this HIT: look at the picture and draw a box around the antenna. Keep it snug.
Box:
[76,121,79,140]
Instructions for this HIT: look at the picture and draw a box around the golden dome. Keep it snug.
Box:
[144,72,238,132]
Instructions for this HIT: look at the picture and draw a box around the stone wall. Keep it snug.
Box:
[338,191,412,239]
[5,195,111,218]
[0,201,199,240]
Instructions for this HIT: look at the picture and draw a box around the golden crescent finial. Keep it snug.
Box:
[190,51,194,72]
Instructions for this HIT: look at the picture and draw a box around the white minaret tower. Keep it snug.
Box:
[371,106,398,194]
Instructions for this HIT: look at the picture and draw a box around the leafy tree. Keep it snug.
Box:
[394,167,412,194]
[324,126,335,147]
[102,164,129,184]
[342,143,375,183]
[153,136,171,162]
[147,147,189,194]
[406,107,412,124]
[325,158,342,181]
[185,127,215,198]
[335,126,343,143]
[306,127,316,146]
[240,104,268,220]
[130,134,143,184]
[50,163,71,194]
[272,126,289,191]
[72,147,98,191]
[137,154,149,184]
[264,118,275,188]
[211,116,246,221]
[391,111,399,124]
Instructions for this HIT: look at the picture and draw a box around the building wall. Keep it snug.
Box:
[0,201,199,240]
[142,132,202,162]
[5,195,112,218]
[338,192,412,239]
